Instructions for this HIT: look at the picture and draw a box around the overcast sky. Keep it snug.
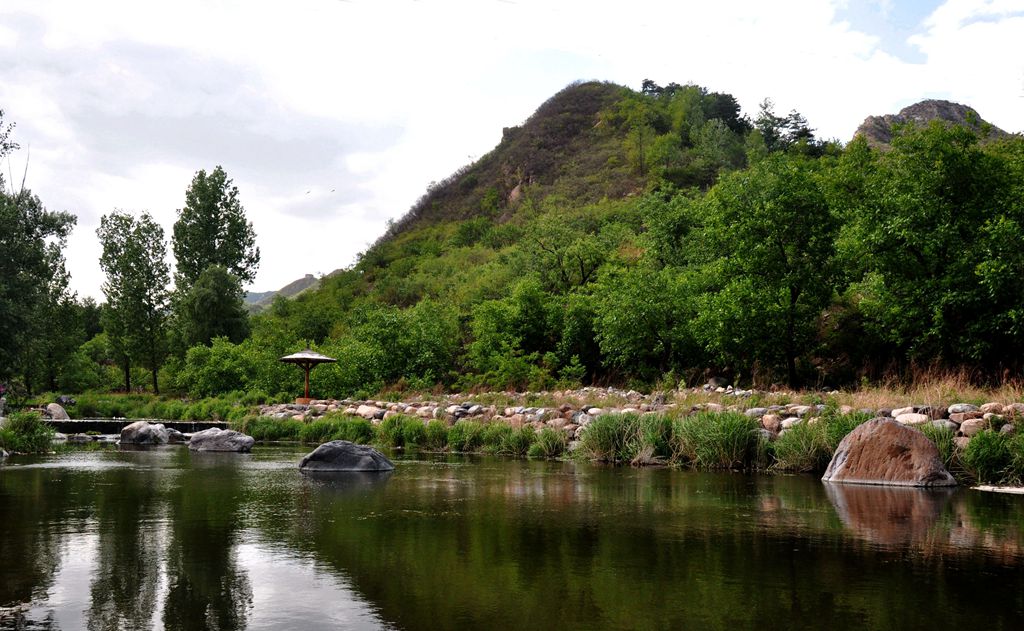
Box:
[2,0,1022,300]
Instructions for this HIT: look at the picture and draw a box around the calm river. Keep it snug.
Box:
[1,445,1023,630]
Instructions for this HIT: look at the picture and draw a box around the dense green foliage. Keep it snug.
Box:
[97,211,171,393]
[4,82,1024,400]
[0,411,55,454]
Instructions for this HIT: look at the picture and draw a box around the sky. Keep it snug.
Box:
[1,0,1022,300]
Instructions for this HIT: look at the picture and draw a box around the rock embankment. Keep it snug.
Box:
[258,389,1020,448]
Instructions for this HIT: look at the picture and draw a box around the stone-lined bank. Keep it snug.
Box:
[258,389,1021,445]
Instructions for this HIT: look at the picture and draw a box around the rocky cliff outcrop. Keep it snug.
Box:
[854,99,1008,148]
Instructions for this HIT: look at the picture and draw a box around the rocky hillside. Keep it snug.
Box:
[245,273,321,313]
[854,99,1009,148]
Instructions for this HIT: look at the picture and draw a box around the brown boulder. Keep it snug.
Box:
[822,418,956,487]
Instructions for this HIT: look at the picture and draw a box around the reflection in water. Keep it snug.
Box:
[86,467,163,630]
[162,451,252,631]
[2,448,1024,630]
[824,483,955,546]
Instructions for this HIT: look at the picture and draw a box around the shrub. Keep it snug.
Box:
[528,427,567,459]
[423,420,449,450]
[671,412,759,469]
[0,411,56,454]
[960,430,1012,484]
[448,421,484,452]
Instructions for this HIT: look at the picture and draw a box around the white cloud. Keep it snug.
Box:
[1,0,1021,300]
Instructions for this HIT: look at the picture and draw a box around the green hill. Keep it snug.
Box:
[173,81,1024,399]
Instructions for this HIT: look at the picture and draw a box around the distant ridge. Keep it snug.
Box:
[244,273,321,312]
[854,99,1009,148]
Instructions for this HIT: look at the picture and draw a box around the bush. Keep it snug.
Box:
[528,427,567,459]
[960,430,1012,484]
[671,412,759,469]
[448,421,484,452]
[0,411,56,454]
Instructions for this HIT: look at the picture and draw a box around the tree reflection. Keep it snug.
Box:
[86,467,162,631]
[162,452,252,631]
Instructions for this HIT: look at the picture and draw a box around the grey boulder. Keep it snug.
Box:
[120,421,169,445]
[188,428,255,453]
[299,440,395,472]
[45,403,70,420]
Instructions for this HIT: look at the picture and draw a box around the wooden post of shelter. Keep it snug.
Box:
[279,349,337,404]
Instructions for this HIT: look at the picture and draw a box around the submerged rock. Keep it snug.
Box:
[822,418,956,487]
[299,440,394,472]
[188,427,254,452]
[119,421,169,445]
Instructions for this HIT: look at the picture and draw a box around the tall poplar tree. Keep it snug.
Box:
[97,211,171,393]
[172,166,259,287]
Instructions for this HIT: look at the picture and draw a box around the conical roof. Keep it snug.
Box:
[279,349,337,364]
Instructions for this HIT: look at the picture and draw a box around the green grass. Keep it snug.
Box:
[671,412,759,470]
[423,420,450,450]
[447,421,485,452]
[960,430,1012,484]
[0,411,56,454]
[528,427,568,459]
[919,423,957,471]
[576,413,673,465]
[770,409,870,473]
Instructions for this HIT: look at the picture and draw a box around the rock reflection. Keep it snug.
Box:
[824,483,954,546]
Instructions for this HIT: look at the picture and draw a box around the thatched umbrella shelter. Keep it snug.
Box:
[279,349,336,402]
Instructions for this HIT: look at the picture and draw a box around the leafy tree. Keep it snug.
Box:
[697,154,839,386]
[172,166,259,286]
[0,183,76,386]
[98,211,172,392]
[836,124,1024,368]
[174,265,250,349]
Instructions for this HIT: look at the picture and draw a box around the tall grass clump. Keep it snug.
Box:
[233,416,303,441]
[671,412,759,470]
[447,420,484,452]
[377,414,425,448]
[960,430,1012,484]
[529,427,568,459]
[0,411,56,454]
[480,423,513,454]
[298,416,376,445]
[576,413,673,465]
[494,426,536,457]
[1006,433,1024,484]
[423,420,449,451]
[919,423,957,471]
[771,409,871,472]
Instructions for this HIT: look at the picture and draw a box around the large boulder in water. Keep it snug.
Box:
[45,403,70,420]
[299,440,394,472]
[822,418,956,487]
[120,421,169,445]
[188,427,254,453]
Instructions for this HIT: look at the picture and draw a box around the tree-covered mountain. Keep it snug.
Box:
[5,83,1023,400]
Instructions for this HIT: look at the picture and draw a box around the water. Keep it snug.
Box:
[2,445,1023,630]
